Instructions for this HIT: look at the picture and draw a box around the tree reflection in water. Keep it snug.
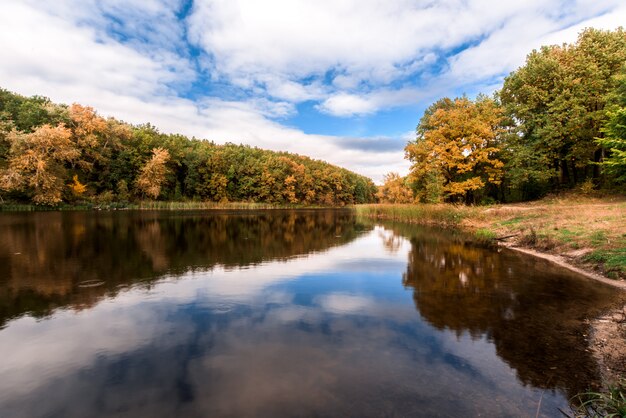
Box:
[0,210,365,328]
[387,221,623,398]
[0,213,623,417]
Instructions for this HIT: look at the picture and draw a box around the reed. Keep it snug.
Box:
[0,200,339,212]
[355,203,476,227]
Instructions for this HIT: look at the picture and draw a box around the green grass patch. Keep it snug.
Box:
[584,246,626,276]
[570,380,626,417]
[498,216,526,226]
[474,228,497,243]
[589,230,608,246]
[555,228,584,244]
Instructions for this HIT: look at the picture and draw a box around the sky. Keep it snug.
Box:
[0,1,625,182]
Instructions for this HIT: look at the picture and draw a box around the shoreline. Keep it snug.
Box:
[501,243,626,290]
[357,200,626,389]
[0,202,349,212]
[500,242,626,387]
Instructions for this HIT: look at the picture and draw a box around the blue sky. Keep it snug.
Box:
[1,0,625,182]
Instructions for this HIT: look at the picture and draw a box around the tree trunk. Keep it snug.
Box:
[560,159,570,186]
[570,159,578,185]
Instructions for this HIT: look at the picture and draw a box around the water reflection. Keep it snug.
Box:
[0,212,621,417]
[391,222,621,398]
[0,210,361,327]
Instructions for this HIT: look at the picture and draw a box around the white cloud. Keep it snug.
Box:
[446,1,626,86]
[316,293,375,314]
[317,87,435,117]
[188,0,626,117]
[0,0,624,181]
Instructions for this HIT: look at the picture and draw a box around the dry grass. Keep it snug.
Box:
[355,203,476,227]
[358,194,626,279]
[468,195,626,278]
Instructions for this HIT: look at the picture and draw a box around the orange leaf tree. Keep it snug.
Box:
[135,147,171,200]
[0,124,79,205]
[405,96,504,203]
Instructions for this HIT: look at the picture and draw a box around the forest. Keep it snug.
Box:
[378,28,626,204]
[3,28,625,208]
[0,90,377,206]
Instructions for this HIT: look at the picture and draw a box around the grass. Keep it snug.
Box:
[498,216,528,226]
[568,380,626,417]
[474,228,497,242]
[357,194,626,279]
[0,203,95,211]
[0,200,339,212]
[132,201,284,210]
[584,246,626,279]
[355,203,475,227]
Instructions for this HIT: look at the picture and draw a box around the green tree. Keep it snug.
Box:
[500,28,626,191]
[597,71,626,182]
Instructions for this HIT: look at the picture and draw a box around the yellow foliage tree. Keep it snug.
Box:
[376,172,414,203]
[69,174,87,197]
[135,148,170,200]
[405,96,504,203]
[0,124,79,205]
[68,104,111,171]
[68,104,108,148]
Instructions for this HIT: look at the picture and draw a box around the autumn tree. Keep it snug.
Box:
[0,124,79,204]
[405,96,504,203]
[135,147,170,200]
[0,88,377,206]
[376,172,414,203]
[69,174,87,197]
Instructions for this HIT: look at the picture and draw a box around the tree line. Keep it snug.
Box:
[0,90,377,206]
[378,28,626,204]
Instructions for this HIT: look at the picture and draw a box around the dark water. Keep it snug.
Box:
[0,210,622,417]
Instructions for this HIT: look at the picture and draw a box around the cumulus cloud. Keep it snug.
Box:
[0,0,624,181]
[188,0,626,116]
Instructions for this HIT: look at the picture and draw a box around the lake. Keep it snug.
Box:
[0,210,621,417]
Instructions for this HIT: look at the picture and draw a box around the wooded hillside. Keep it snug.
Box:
[0,90,376,206]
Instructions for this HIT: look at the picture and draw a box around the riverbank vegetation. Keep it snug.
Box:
[379,28,626,204]
[0,90,376,207]
[358,194,626,279]
[570,379,626,418]
[0,201,332,212]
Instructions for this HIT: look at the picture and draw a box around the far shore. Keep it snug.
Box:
[0,201,348,212]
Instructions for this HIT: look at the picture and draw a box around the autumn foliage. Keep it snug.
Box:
[135,148,170,200]
[376,172,414,203]
[384,27,626,204]
[405,96,504,203]
[0,124,79,204]
[0,93,376,206]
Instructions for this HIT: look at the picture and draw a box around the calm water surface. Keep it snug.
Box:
[0,210,622,417]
